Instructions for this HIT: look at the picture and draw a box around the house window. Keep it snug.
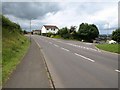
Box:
[47,28,49,30]
[53,29,55,31]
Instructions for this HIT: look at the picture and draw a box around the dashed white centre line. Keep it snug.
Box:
[74,53,95,62]
[115,69,120,72]
[49,42,52,44]
[61,47,70,52]
[54,44,59,47]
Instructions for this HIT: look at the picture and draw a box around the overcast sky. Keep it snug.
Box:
[2,0,119,34]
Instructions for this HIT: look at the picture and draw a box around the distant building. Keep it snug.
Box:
[32,30,41,35]
[41,25,59,35]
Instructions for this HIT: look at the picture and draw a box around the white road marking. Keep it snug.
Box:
[54,44,59,47]
[61,47,70,52]
[66,43,99,52]
[86,48,89,50]
[85,43,92,45]
[115,69,120,72]
[98,50,101,52]
[49,42,52,44]
[74,53,95,62]
[36,42,41,48]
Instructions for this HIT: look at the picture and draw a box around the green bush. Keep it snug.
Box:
[46,32,53,37]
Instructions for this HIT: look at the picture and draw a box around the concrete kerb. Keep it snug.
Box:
[33,38,55,90]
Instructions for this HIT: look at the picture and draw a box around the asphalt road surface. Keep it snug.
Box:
[32,35,119,88]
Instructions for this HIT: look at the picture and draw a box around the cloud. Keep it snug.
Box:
[42,2,118,31]
[2,2,118,34]
[2,2,60,20]
[1,0,119,2]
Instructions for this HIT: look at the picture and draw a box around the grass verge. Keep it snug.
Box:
[0,24,2,87]
[2,28,30,84]
[95,44,120,54]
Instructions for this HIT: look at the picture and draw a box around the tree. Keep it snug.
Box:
[57,27,69,39]
[69,26,77,33]
[23,30,27,34]
[69,26,78,39]
[78,23,99,42]
[112,28,120,43]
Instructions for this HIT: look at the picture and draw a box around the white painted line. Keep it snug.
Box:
[54,44,59,47]
[36,42,41,48]
[74,53,95,62]
[86,48,89,50]
[85,43,92,45]
[98,50,101,52]
[115,69,120,72]
[61,47,70,52]
[49,42,52,44]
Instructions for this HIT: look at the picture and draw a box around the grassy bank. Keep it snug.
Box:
[2,15,30,84]
[95,44,120,54]
[2,28,30,84]
[0,30,1,87]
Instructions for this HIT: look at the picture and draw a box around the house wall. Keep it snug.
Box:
[41,26,47,33]
[41,26,58,34]
[46,28,58,34]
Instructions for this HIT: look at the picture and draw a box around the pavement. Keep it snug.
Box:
[32,35,119,88]
[3,38,51,88]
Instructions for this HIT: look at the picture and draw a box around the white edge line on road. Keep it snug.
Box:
[74,53,95,62]
[54,44,59,47]
[61,47,70,52]
[115,69,120,72]
[36,42,41,48]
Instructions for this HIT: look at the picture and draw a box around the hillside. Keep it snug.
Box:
[0,15,2,87]
[2,15,30,84]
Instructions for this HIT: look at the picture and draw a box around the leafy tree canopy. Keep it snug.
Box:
[78,23,99,42]
[112,28,120,42]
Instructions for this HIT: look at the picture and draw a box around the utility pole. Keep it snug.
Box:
[30,19,31,42]
[107,22,109,40]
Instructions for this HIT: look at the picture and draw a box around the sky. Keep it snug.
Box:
[2,0,119,34]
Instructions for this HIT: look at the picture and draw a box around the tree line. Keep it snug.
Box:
[47,23,99,42]
[46,23,120,43]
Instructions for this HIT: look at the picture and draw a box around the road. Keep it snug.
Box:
[32,35,118,88]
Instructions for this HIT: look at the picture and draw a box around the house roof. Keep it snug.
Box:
[43,25,58,29]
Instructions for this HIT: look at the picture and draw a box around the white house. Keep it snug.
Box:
[41,25,59,35]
